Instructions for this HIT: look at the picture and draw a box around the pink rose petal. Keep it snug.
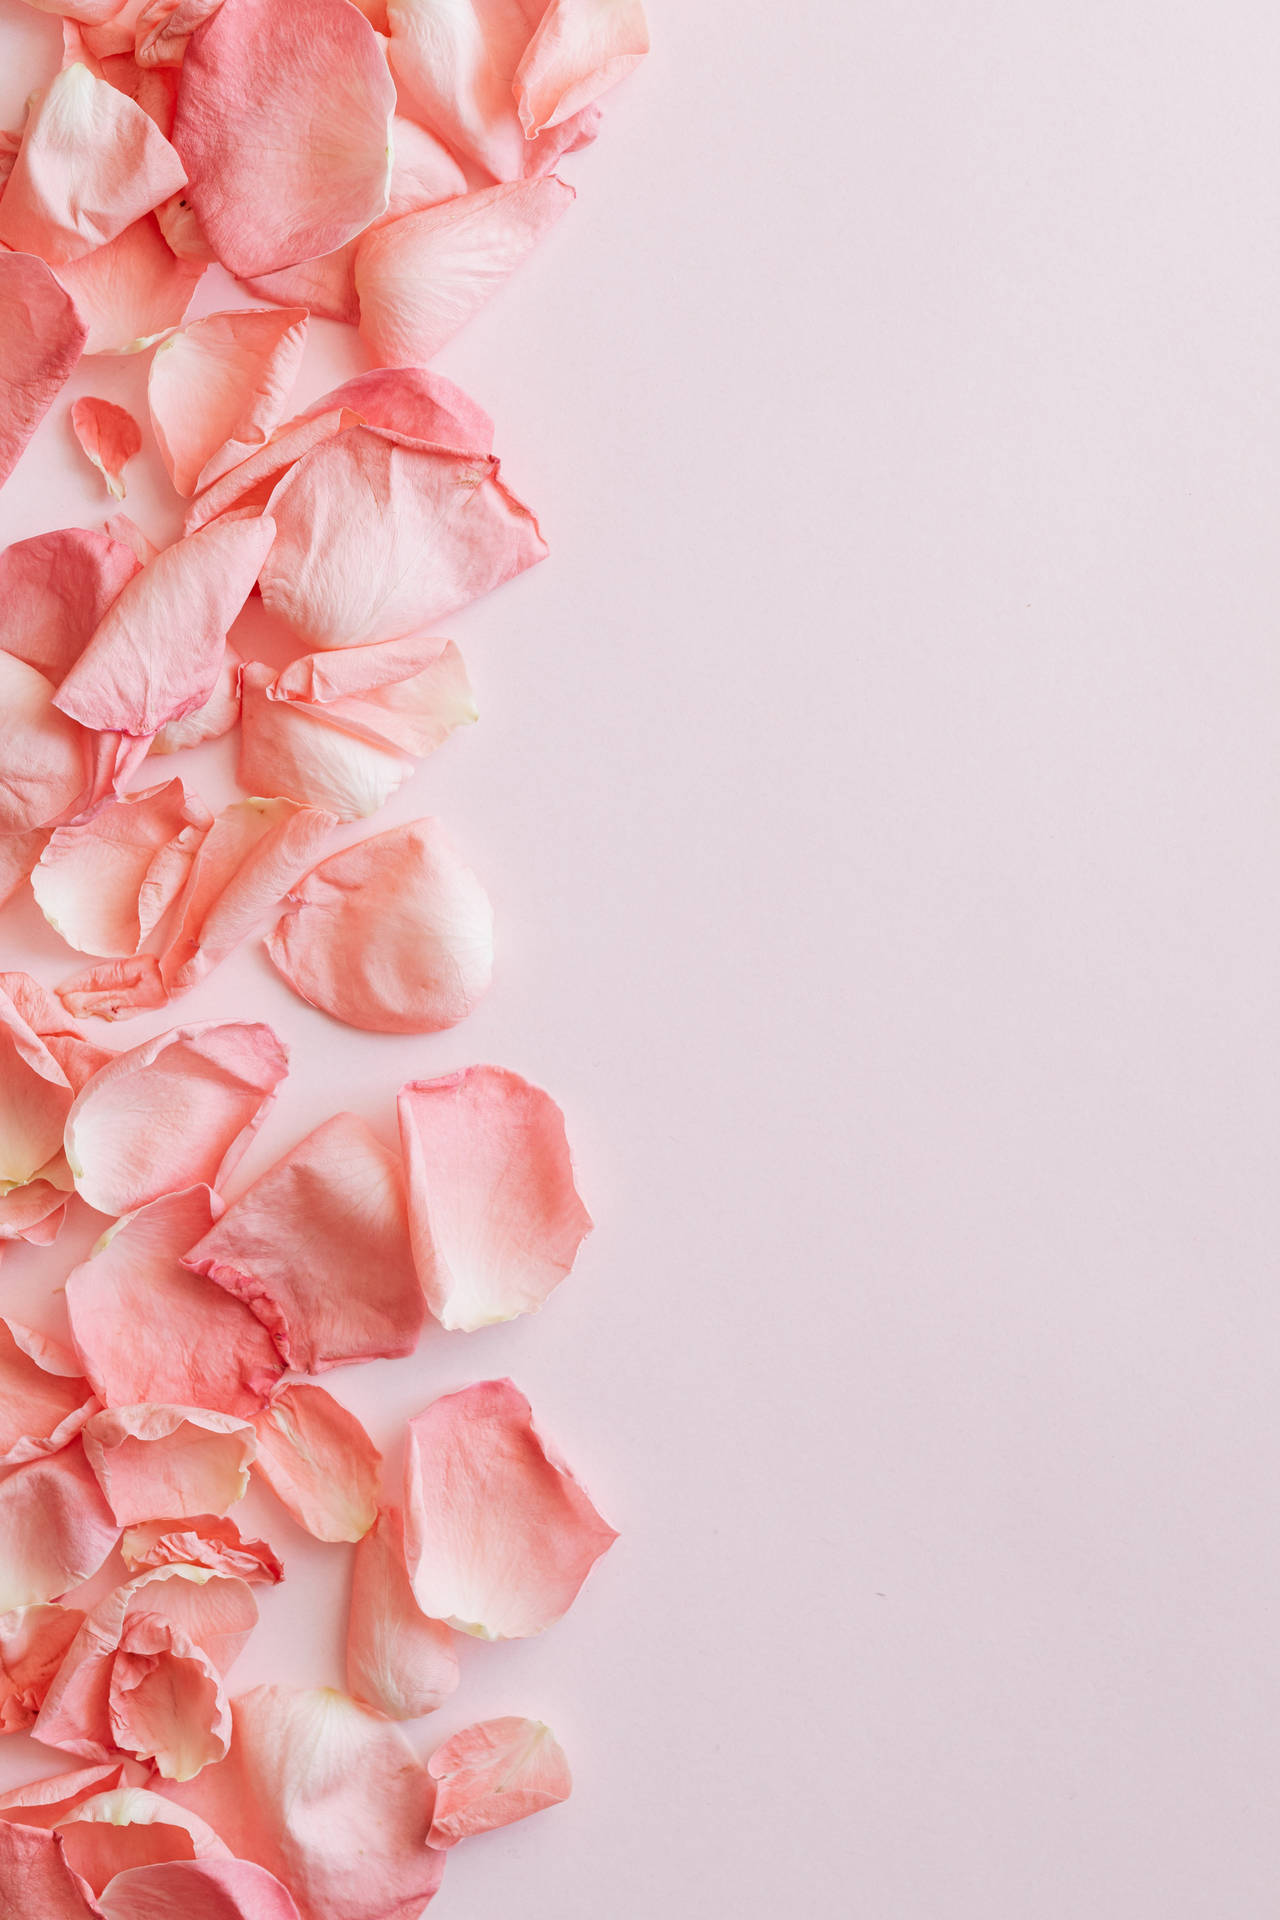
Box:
[0,967,112,1088]
[100,1858,304,1920]
[0,828,51,908]
[150,645,240,753]
[76,0,154,61]
[515,0,649,137]
[298,365,494,455]
[0,252,87,488]
[56,1786,230,1894]
[54,214,204,355]
[148,306,308,496]
[346,1506,459,1720]
[70,396,142,499]
[135,0,225,68]
[0,526,138,680]
[23,0,134,24]
[182,408,357,536]
[398,1066,592,1331]
[121,1514,283,1585]
[83,1405,257,1525]
[265,817,492,1034]
[0,1316,97,1469]
[0,1822,99,1920]
[104,513,159,565]
[0,1762,133,1827]
[237,249,361,327]
[0,1440,120,1611]
[427,1715,571,1846]
[403,1379,617,1638]
[0,1603,87,1732]
[0,652,91,833]
[0,972,85,1197]
[0,1177,71,1246]
[250,1383,380,1543]
[33,778,212,957]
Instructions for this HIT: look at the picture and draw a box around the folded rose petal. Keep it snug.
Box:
[83,1405,256,1525]
[1,968,112,1088]
[101,1858,305,1920]
[427,1716,571,1846]
[346,1506,458,1720]
[64,1022,287,1215]
[183,1112,424,1370]
[0,971,78,1190]
[0,1761,133,1827]
[33,779,212,957]
[515,0,649,137]
[356,178,573,366]
[0,652,91,834]
[148,307,308,496]
[0,1317,97,1467]
[150,645,240,753]
[240,247,362,325]
[163,1685,444,1920]
[122,1514,283,1585]
[182,408,358,535]
[265,817,492,1034]
[0,1822,99,1920]
[258,426,546,648]
[56,1786,229,1894]
[66,1188,285,1415]
[71,396,142,499]
[0,1603,86,1731]
[250,1383,379,1543]
[0,63,186,264]
[299,365,493,455]
[404,1379,617,1637]
[135,0,226,68]
[0,1177,70,1245]
[171,0,394,278]
[0,526,138,680]
[55,513,276,737]
[54,214,204,355]
[397,1066,592,1331]
[0,251,88,487]
[0,1441,120,1611]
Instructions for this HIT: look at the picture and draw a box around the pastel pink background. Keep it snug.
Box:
[3,1,1280,1913]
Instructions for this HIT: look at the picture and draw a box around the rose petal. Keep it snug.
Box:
[0,1762,132,1827]
[0,1179,70,1245]
[298,365,493,455]
[105,512,159,565]
[0,828,51,908]
[346,1506,458,1721]
[83,1405,257,1525]
[0,979,75,1191]
[121,1514,283,1585]
[265,817,492,1034]
[0,251,87,487]
[171,0,394,278]
[427,1716,571,1846]
[514,0,649,137]
[0,1316,97,1468]
[55,513,276,737]
[250,1383,379,1543]
[33,778,212,957]
[0,526,138,680]
[356,178,573,367]
[0,1823,99,1920]
[0,968,112,1088]
[403,1378,617,1637]
[0,1603,87,1732]
[238,247,361,325]
[148,307,308,496]
[100,1858,303,1920]
[24,0,133,24]
[58,1786,229,1893]
[182,407,358,535]
[64,1023,287,1215]
[54,214,204,355]
[0,1441,120,1611]
[150,645,240,753]
[76,0,154,61]
[135,0,225,68]
[257,425,545,648]
[71,396,142,499]
[0,653,91,833]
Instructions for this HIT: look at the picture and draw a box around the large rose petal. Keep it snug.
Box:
[265,817,492,1034]
[0,251,87,485]
[100,1858,303,1920]
[0,652,90,834]
[0,1441,120,1611]
[0,1822,99,1920]
[148,307,308,496]
[250,1383,379,1544]
[0,526,138,681]
[403,1379,616,1637]
[57,1786,229,1893]
[427,1716,571,1846]
[33,779,212,958]
[54,214,204,355]
[121,1514,283,1585]
[515,0,649,136]
[70,396,142,499]
[397,1066,592,1331]
[346,1506,458,1721]
[0,1316,97,1468]
[83,1405,256,1525]
[0,1603,87,1732]
[299,365,493,455]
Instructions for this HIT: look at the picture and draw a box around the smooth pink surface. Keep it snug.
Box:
[4,1,1280,1914]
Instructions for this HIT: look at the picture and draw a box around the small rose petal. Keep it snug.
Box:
[0,1441,120,1611]
[346,1506,458,1720]
[71,396,142,499]
[0,1822,99,1920]
[356,178,573,367]
[250,1383,380,1543]
[150,645,240,753]
[0,252,87,488]
[0,526,138,680]
[171,0,395,278]
[66,1188,286,1416]
[57,1786,229,1894]
[299,365,493,455]
[54,214,204,355]
[515,0,649,137]
[427,1716,571,1846]
[182,407,357,535]
[148,307,308,496]
[265,817,492,1034]
[403,1379,617,1638]
[101,1858,304,1920]
[121,1514,283,1585]
[0,652,90,834]
[55,513,276,737]
[0,1316,97,1468]
[238,248,361,326]
[83,1405,257,1525]
[0,1603,86,1732]
[33,778,212,957]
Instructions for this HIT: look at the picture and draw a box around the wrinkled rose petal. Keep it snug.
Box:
[0,251,87,488]
[258,425,546,648]
[135,0,226,68]
[346,1506,459,1720]
[250,1383,380,1543]
[171,0,394,278]
[515,0,649,136]
[0,1441,120,1611]
[150,645,240,753]
[0,1603,86,1731]
[83,1405,256,1525]
[356,179,573,367]
[427,1715,571,1846]
[57,1786,229,1893]
[299,365,493,455]
[148,306,308,496]
[70,396,142,499]
[398,1066,592,1331]
[66,1187,285,1415]
[121,1514,283,1584]
[0,1822,99,1920]
[0,1316,97,1468]
[0,526,138,680]
[55,513,276,736]
[0,653,91,834]
[33,778,212,957]
[403,1379,617,1638]
[54,214,204,355]
[265,817,492,1034]
[100,1857,304,1920]
[182,408,358,535]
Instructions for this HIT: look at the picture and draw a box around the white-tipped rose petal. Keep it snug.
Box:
[299,364,493,455]
[250,1383,379,1543]
[70,396,142,499]
[427,1716,572,1846]
[0,252,87,488]
[397,1065,592,1332]
[33,779,212,957]
[55,1787,230,1894]
[0,1441,119,1611]
[265,817,492,1034]
[403,1379,617,1638]
[150,644,240,754]
[515,0,649,136]
[0,652,90,834]
[346,1505,459,1721]
[83,1405,256,1525]
[0,1603,86,1732]
[122,1514,283,1585]
[148,307,308,496]
[54,214,204,356]
[101,1858,304,1920]
[0,526,138,680]
[0,1316,97,1469]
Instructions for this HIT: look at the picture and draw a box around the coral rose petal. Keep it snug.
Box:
[0,1315,97,1468]
[57,1786,230,1893]
[0,1603,87,1732]
[0,1441,119,1611]
[150,645,240,754]
[148,307,308,496]
[0,526,138,680]
[70,397,142,499]
[100,1858,303,1920]
[515,0,649,136]
[426,1715,571,1846]
[121,1514,283,1584]
[54,215,204,355]
[33,779,212,957]
[300,365,493,454]
[0,1823,100,1920]
[403,1379,617,1637]
[0,653,89,833]
[346,1506,458,1720]
[83,1405,257,1524]
[250,1383,379,1543]
[0,252,87,488]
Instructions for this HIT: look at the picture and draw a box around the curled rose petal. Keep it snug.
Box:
[250,1383,380,1543]
[427,1716,572,1846]
[397,1066,592,1331]
[54,214,204,355]
[56,1786,229,1893]
[265,817,493,1034]
[515,0,650,136]
[33,778,212,958]
[182,408,358,535]
[298,365,493,455]
[0,1603,86,1732]
[0,251,87,488]
[0,653,91,833]
[356,179,574,367]
[83,1405,257,1525]
[171,0,395,278]
[100,1857,304,1920]
[0,1761,133,1826]
[0,526,138,680]
[0,1316,97,1468]
[0,1822,99,1920]
[70,395,142,498]
[66,1188,285,1416]
[150,645,240,753]
[122,1514,283,1585]
[0,1441,120,1611]
[148,306,308,496]
[346,1506,459,1721]
[403,1379,617,1638]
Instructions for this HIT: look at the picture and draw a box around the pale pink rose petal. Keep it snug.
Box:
[55,513,276,737]
[515,0,648,136]
[265,817,493,1034]
[81,730,156,816]
[250,1383,380,1543]
[135,0,225,68]
[356,179,573,366]
[162,1685,444,1920]
[150,645,240,753]
[0,968,113,1088]
[100,1858,303,1920]
[66,1188,285,1416]
[0,828,51,908]
[0,1603,87,1732]
[387,0,548,181]
[0,1178,70,1245]
[0,1316,97,1468]
[0,252,87,488]
[55,214,204,355]
[403,1378,617,1637]
[57,1786,229,1893]
[0,1441,120,1611]
[148,307,308,496]
[299,365,493,455]
[171,0,394,279]
[0,526,138,680]
[121,1514,283,1585]
[0,653,90,833]
[259,426,545,648]
[104,513,159,566]
[427,1715,571,1846]
[0,1762,134,1827]
[83,1405,257,1525]
[183,1112,424,1371]
[0,1822,100,1920]
[0,969,77,1189]
[346,1506,459,1720]
[33,779,212,958]
[71,396,142,499]
[238,664,412,822]
[398,1066,592,1331]
[182,409,357,535]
